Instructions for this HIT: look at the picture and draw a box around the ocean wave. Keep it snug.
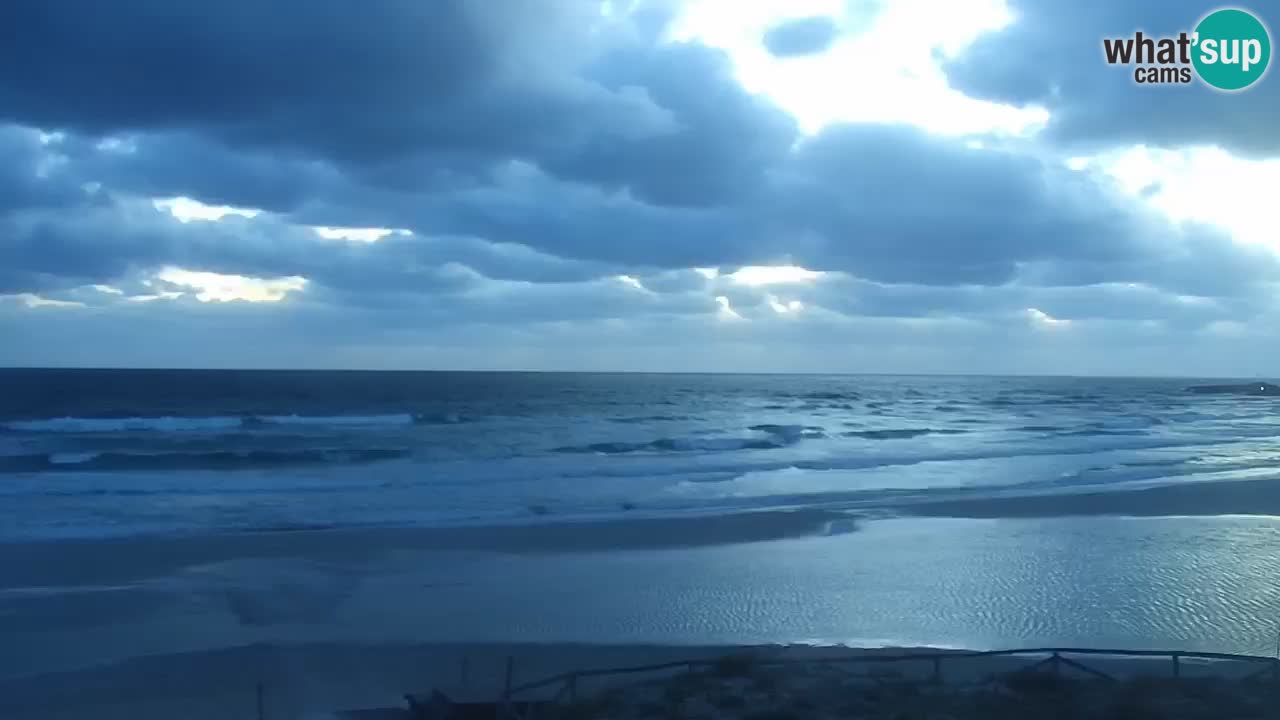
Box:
[841,428,967,440]
[412,412,470,425]
[1057,428,1149,437]
[773,391,861,403]
[3,412,472,433]
[3,416,245,433]
[555,425,811,455]
[248,413,418,427]
[0,447,409,472]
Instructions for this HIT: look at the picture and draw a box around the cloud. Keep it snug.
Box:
[766,124,1279,294]
[0,0,1275,374]
[0,0,681,189]
[0,190,619,298]
[0,125,86,212]
[763,16,841,57]
[540,41,799,206]
[4,117,1274,322]
[944,0,1280,156]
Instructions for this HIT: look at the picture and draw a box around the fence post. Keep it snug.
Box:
[503,656,514,719]
[932,656,942,685]
[1172,654,1180,679]
[1051,653,1061,677]
[256,682,265,720]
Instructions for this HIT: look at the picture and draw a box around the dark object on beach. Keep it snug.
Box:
[741,711,805,720]
[713,652,759,678]
[1001,668,1073,696]
[404,689,550,719]
[336,709,413,720]
[1186,381,1280,396]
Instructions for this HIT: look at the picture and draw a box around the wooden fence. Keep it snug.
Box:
[484,647,1280,719]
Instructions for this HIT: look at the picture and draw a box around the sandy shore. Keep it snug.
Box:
[0,507,854,589]
[902,476,1280,519]
[8,507,1280,718]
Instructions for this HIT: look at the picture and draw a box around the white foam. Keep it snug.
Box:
[4,413,422,433]
[49,452,100,465]
[256,414,415,427]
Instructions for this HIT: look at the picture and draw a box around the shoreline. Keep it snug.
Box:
[11,472,1280,560]
[0,507,856,589]
[900,475,1280,519]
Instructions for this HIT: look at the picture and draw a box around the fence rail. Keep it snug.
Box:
[500,646,1280,706]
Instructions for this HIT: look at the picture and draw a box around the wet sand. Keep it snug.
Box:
[903,476,1280,519]
[8,509,1280,718]
[0,507,855,589]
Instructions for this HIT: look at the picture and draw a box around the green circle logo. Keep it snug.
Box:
[1192,8,1271,90]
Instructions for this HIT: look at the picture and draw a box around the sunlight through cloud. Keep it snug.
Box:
[670,0,1047,137]
[153,197,260,223]
[715,295,743,320]
[730,265,824,286]
[616,275,647,290]
[313,226,397,243]
[4,293,85,309]
[1026,307,1069,328]
[155,268,307,303]
[1080,146,1280,253]
[768,295,805,314]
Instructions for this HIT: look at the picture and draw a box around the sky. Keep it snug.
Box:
[1,0,1278,375]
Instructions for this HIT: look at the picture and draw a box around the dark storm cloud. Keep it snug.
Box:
[774,124,1131,285]
[0,190,615,296]
[0,0,676,183]
[5,0,1262,300]
[944,0,1280,156]
[5,116,1274,309]
[540,41,799,206]
[374,121,1272,295]
[800,274,1256,327]
[0,0,796,211]
[775,124,1280,294]
[763,16,841,57]
[1,0,1277,375]
[0,126,87,213]
[70,133,345,214]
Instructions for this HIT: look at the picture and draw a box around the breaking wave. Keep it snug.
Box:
[841,428,967,440]
[0,448,409,472]
[555,424,812,455]
[3,412,471,433]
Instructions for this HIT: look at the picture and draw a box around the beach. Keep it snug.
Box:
[8,372,1280,716]
[4,638,1274,719]
[7,504,1280,717]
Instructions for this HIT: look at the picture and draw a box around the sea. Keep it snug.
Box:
[7,368,1280,672]
[2,368,1278,540]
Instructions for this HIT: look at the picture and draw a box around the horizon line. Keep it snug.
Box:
[0,366,1265,382]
